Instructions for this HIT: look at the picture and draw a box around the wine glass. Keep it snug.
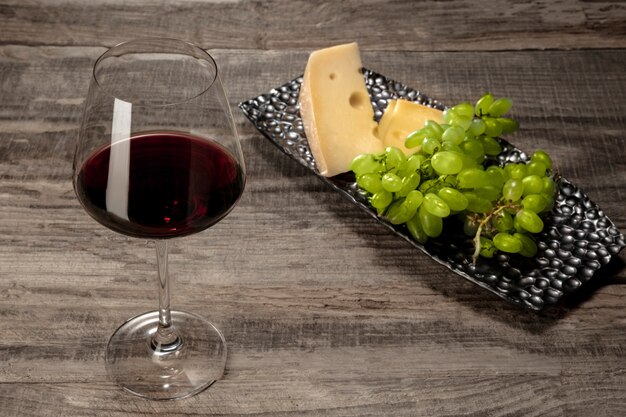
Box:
[73,38,245,400]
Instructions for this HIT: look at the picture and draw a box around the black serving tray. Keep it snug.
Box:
[239,69,625,311]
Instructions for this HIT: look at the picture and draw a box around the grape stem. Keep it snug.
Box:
[471,201,520,265]
[421,174,452,195]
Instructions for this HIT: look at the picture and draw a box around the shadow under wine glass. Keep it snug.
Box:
[73,38,245,400]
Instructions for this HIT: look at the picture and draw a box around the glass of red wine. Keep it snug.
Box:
[73,38,245,400]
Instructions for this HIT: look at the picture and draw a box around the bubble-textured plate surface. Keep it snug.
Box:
[239,69,625,311]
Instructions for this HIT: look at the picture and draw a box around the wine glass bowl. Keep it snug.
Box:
[73,38,245,400]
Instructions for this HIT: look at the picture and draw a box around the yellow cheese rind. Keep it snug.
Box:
[381,99,444,156]
[299,43,384,177]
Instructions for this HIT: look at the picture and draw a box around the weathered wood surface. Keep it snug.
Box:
[1,1,626,416]
[1,0,626,51]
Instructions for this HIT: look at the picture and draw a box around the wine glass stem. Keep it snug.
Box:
[152,240,182,351]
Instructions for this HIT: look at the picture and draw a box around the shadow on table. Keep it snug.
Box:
[455,256,622,328]
[386,243,624,335]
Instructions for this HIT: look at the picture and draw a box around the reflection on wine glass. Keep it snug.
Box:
[73,38,245,400]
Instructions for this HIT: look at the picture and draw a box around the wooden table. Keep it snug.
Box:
[1,1,625,415]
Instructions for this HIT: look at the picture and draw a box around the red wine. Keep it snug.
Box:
[76,131,245,239]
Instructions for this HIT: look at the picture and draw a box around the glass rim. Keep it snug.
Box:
[92,37,219,107]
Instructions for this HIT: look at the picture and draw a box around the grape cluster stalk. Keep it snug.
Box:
[350,94,557,263]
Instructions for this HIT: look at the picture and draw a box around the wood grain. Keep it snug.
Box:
[0,0,625,51]
[1,1,626,416]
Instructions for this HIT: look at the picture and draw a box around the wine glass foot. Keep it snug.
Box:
[105,310,226,400]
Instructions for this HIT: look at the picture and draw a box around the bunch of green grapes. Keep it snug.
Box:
[350,94,557,263]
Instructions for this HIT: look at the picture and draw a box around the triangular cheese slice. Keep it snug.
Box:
[380,99,444,156]
[299,43,384,177]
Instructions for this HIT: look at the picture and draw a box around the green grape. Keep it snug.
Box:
[474,185,500,202]
[526,160,547,177]
[464,192,493,213]
[469,118,486,136]
[461,138,485,160]
[423,193,451,218]
[457,168,488,189]
[531,150,552,170]
[542,177,557,197]
[397,172,421,197]
[404,190,424,211]
[421,137,441,154]
[507,163,527,180]
[444,109,472,130]
[493,211,514,232]
[503,178,523,201]
[370,190,392,210]
[424,120,444,139]
[521,175,544,195]
[521,194,547,213]
[485,166,506,188]
[431,151,463,175]
[441,142,463,153]
[405,129,429,148]
[501,166,511,181]
[451,102,475,119]
[543,196,555,213]
[357,173,383,193]
[483,117,503,137]
[406,214,428,244]
[394,160,407,174]
[460,152,479,170]
[419,178,440,194]
[497,117,519,134]
[419,205,443,237]
[479,237,497,258]
[403,154,425,174]
[442,108,456,124]
[516,208,544,233]
[475,93,494,116]
[513,214,524,233]
[350,153,379,176]
[384,146,407,170]
[386,199,416,225]
[381,172,403,192]
[438,187,469,211]
[503,163,514,177]
[515,232,538,257]
[479,136,502,156]
[486,98,512,117]
[493,232,522,253]
[442,126,465,145]
[451,115,472,131]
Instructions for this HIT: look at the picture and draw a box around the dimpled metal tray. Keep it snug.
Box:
[239,69,625,311]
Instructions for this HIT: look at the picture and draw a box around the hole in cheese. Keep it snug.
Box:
[298,42,384,177]
[349,91,366,109]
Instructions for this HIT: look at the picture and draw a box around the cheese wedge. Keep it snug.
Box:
[379,99,444,156]
[299,43,384,177]
[377,99,397,142]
